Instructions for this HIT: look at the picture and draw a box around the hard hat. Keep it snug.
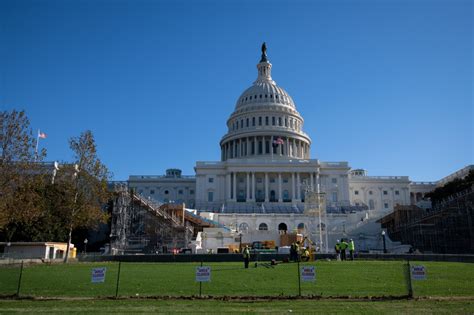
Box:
[336,240,340,242]
[350,239,353,241]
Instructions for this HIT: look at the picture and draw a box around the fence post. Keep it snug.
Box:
[199,261,203,297]
[297,260,301,297]
[16,261,24,297]
[115,261,122,298]
[406,259,414,298]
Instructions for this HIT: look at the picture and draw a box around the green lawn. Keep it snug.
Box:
[0,260,472,298]
[1,299,473,314]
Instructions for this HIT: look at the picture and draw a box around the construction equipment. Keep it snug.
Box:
[280,233,303,247]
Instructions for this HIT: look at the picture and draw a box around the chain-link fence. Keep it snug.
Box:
[0,260,472,299]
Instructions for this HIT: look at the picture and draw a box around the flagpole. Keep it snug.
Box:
[35,129,40,162]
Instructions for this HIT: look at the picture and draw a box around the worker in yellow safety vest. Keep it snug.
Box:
[340,239,348,261]
[349,239,355,260]
[242,245,251,268]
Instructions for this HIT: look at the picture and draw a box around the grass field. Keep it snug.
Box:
[1,260,473,299]
[1,299,474,314]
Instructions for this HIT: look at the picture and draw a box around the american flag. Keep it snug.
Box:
[38,130,47,139]
[273,137,284,145]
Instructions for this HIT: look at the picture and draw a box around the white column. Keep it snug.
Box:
[246,172,250,201]
[310,173,314,190]
[316,172,320,194]
[297,172,301,200]
[297,141,301,158]
[232,172,237,201]
[251,172,255,201]
[292,173,296,200]
[253,137,257,155]
[270,135,274,158]
[237,139,241,157]
[286,137,290,157]
[246,138,250,156]
[226,173,231,201]
[278,173,282,202]
[265,173,269,202]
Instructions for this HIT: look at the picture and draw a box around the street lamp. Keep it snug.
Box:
[381,230,387,253]
[84,238,88,254]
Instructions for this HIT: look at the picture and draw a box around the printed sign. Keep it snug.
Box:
[411,265,426,280]
[196,266,211,282]
[301,266,316,282]
[91,267,107,283]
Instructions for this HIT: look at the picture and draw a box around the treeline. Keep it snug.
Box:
[426,170,474,204]
[0,110,111,260]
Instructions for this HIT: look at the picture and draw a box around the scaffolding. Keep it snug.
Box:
[110,183,194,254]
[303,173,328,253]
[380,185,474,254]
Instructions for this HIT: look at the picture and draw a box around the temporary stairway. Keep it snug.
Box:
[184,210,230,231]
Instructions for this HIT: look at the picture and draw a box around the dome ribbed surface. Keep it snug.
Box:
[235,81,295,110]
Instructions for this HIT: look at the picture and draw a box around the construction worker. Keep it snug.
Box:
[242,245,251,268]
[335,240,341,261]
[295,241,301,262]
[290,242,297,262]
[301,247,310,262]
[340,238,348,261]
[349,239,355,260]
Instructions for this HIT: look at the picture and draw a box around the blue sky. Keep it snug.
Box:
[1,0,472,181]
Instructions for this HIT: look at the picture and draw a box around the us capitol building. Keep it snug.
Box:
[128,44,471,251]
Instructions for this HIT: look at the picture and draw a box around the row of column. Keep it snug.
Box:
[226,171,318,202]
[221,136,310,161]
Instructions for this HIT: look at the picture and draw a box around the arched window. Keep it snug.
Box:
[258,223,268,230]
[369,200,375,210]
[239,222,249,232]
[278,223,288,231]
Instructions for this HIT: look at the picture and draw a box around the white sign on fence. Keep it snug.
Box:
[196,266,211,282]
[91,267,107,283]
[301,266,316,282]
[411,265,427,280]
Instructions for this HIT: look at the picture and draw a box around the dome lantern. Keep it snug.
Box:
[255,42,274,85]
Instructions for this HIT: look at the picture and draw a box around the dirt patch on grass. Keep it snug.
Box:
[1,294,473,302]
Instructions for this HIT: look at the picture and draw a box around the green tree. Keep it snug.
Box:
[56,130,110,262]
[0,110,46,239]
[426,170,474,203]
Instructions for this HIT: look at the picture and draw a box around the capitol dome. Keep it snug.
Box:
[220,43,312,162]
